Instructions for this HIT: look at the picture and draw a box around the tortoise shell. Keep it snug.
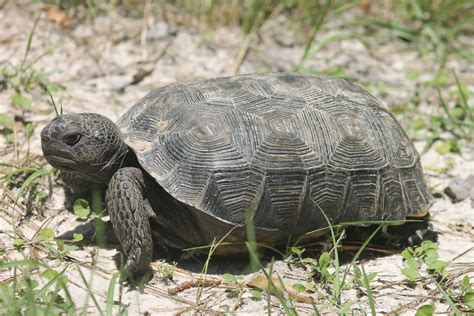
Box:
[117,73,433,236]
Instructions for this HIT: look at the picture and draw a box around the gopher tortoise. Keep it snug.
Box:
[41,73,433,279]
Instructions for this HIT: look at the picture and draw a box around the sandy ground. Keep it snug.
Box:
[0,2,473,315]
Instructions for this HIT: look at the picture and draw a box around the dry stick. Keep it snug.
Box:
[231,3,283,75]
[168,278,221,295]
[230,286,246,313]
[448,246,474,263]
[232,25,258,76]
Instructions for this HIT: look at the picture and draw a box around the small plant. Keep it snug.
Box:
[73,198,91,219]
[395,71,473,154]
[362,0,474,68]
[416,304,434,316]
[1,162,54,217]
[157,262,177,285]
[352,265,377,290]
[0,260,76,315]
[13,227,83,262]
[446,275,474,312]
[71,187,108,247]
[1,13,62,113]
[221,272,249,312]
[401,240,448,282]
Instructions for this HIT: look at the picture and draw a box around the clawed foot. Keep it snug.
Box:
[122,252,154,286]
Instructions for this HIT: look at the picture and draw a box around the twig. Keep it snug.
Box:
[168,278,221,295]
[231,4,283,75]
[232,26,258,75]
[448,246,474,263]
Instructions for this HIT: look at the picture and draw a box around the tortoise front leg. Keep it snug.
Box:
[106,167,154,282]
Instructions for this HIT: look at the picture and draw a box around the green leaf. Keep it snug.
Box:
[250,289,262,300]
[56,239,64,251]
[10,75,20,87]
[435,141,452,154]
[401,248,414,260]
[41,268,58,281]
[429,260,447,277]
[62,244,78,252]
[11,94,32,109]
[13,238,25,248]
[73,199,90,219]
[72,233,83,242]
[411,117,425,130]
[318,252,330,269]
[365,272,377,283]
[405,258,420,269]
[401,267,420,281]
[292,283,306,293]
[5,132,14,143]
[424,248,439,260]
[29,279,39,289]
[420,240,437,251]
[464,292,474,309]
[428,115,443,128]
[448,140,460,154]
[0,114,12,126]
[222,273,237,284]
[290,246,303,257]
[433,70,448,86]
[353,266,361,279]
[392,106,407,115]
[36,228,54,241]
[15,168,49,203]
[461,275,471,291]
[405,71,420,81]
[452,106,465,119]
[415,304,434,316]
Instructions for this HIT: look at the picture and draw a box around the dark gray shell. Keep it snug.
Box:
[117,73,433,234]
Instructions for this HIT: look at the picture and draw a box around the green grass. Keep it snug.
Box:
[0,260,75,315]
[359,0,474,68]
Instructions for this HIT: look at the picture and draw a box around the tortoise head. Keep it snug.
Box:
[41,113,128,183]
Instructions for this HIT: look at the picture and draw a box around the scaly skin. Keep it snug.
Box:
[41,113,153,281]
[106,167,154,281]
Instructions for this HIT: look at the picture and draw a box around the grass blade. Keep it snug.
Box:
[77,266,104,316]
[20,13,41,72]
[316,205,341,304]
[435,280,462,315]
[337,222,384,301]
[46,88,60,116]
[361,264,376,316]
[453,70,470,119]
[14,168,50,204]
[297,0,332,70]
[106,273,119,316]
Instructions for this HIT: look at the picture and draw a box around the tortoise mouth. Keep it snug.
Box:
[44,154,116,183]
[44,155,79,171]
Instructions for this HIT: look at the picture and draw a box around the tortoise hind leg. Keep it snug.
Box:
[106,167,154,282]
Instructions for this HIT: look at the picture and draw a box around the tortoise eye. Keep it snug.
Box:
[63,133,82,146]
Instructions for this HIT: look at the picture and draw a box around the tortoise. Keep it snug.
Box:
[41,73,433,279]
